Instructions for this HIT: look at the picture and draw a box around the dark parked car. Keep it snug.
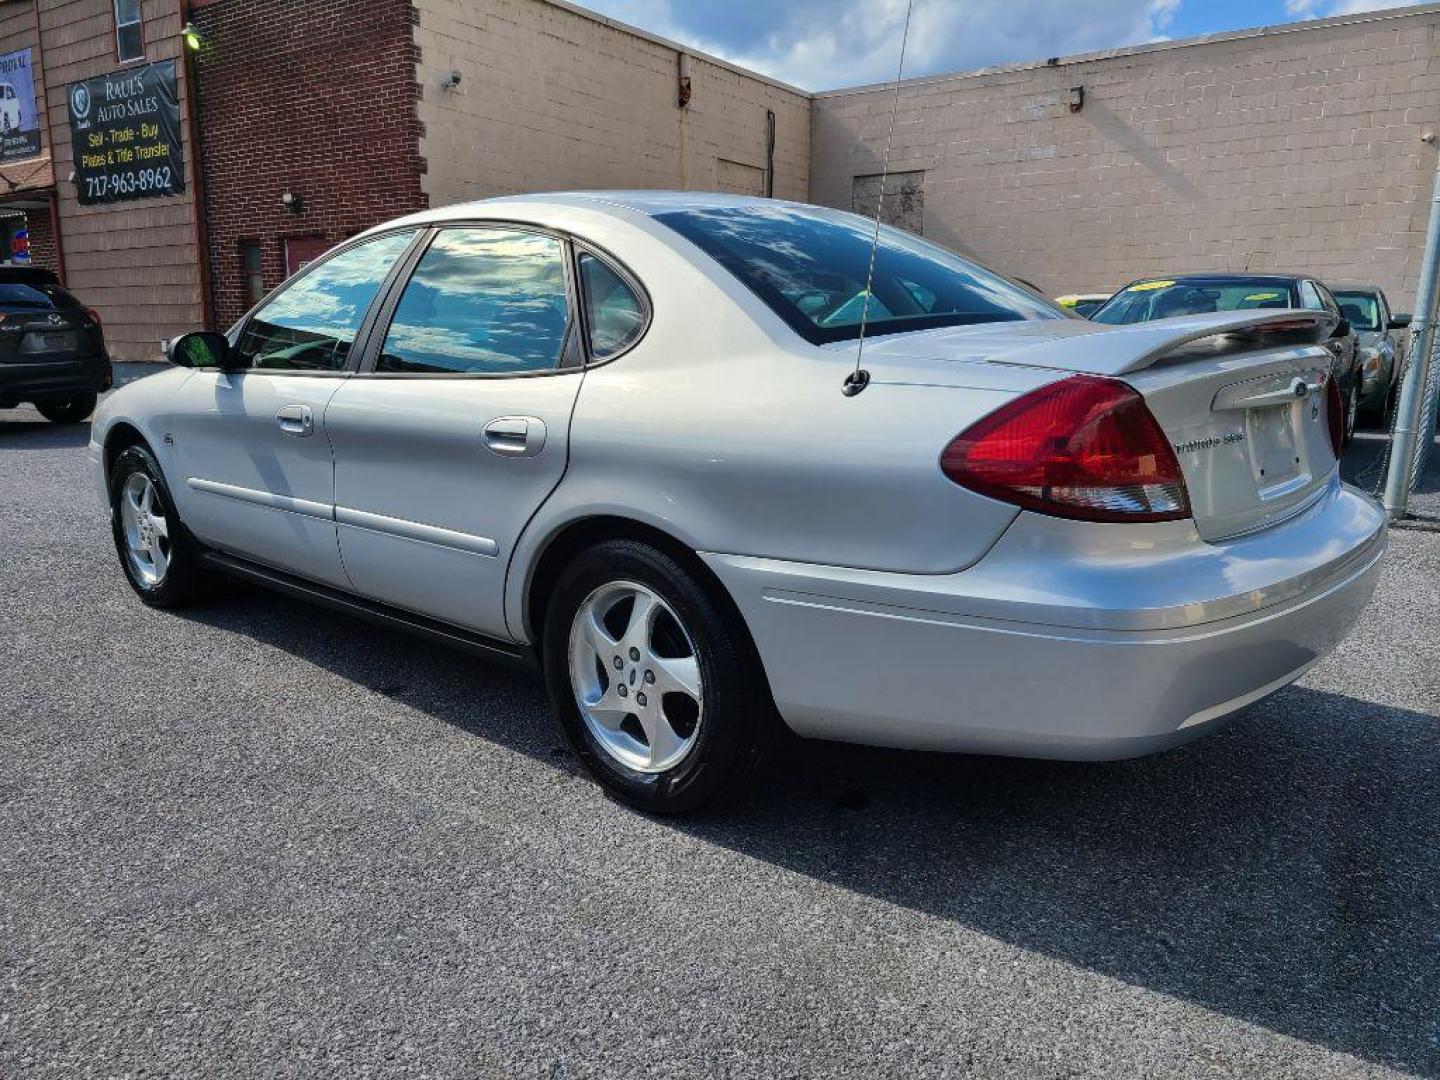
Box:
[1091,273,1364,443]
[0,266,111,423]
[1332,284,1410,425]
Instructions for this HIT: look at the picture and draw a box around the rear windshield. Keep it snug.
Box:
[653,205,1061,345]
[1092,277,1299,325]
[1333,290,1381,331]
[0,282,80,310]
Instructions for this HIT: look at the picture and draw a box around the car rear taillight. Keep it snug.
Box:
[1325,375,1344,459]
[941,374,1191,523]
[84,307,102,327]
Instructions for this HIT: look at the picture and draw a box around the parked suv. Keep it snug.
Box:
[0,266,112,423]
[1332,284,1410,425]
[1092,273,1364,443]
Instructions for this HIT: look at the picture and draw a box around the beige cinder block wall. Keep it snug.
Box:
[811,5,1440,312]
[414,0,810,208]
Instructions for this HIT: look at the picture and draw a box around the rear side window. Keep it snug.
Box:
[377,228,571,375]
[578,252,645,359]
[0,283,79,309]
[654,204,1059,345]
[234,230,415,372]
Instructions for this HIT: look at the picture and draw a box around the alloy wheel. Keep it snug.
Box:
[567,580,703,773]
[119,472,171,587]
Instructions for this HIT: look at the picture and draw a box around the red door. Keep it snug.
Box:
[284,237,331,278]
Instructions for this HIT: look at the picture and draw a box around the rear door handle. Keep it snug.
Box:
[276,404,314,437]
[483,416,547,457]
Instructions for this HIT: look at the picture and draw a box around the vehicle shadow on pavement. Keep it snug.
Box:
[183,586,1439,1077]
[0,417,92,448]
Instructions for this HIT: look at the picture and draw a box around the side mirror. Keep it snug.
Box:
[1330,317,1350,339]
[1389,313,1412,330]
[168,330,237,371]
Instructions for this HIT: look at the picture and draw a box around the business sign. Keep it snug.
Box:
[0,48,42,165]
[11,226,30,264]
[67,60,185,206]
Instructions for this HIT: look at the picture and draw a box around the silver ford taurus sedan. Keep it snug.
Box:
[90,193,1386,813]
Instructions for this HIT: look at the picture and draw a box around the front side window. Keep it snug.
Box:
[1093,277,1300,324]
[1333,290,1381,332]
[233,230,415,372]
[115,0,144,61]
[377,228,571,375]
[653,204,1060,345]
[578,252,645,359]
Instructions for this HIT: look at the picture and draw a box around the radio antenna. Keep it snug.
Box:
[843,0,916,398]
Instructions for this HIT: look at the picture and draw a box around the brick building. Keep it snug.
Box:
[0,0,807,359]
[0,0,1436,359]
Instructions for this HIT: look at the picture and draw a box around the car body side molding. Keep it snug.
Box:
[334,505,500,557]
[187,477,332,521]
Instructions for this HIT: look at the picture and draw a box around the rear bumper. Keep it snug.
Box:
[703,477,1386,759]
[0,352,112,407]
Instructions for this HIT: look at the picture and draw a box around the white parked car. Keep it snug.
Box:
[91,194,1386,813]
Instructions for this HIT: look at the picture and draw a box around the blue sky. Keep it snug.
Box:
[570,0,1422,90]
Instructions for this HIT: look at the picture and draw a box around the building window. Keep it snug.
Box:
[240,241,265,307]
[115,0,144,62]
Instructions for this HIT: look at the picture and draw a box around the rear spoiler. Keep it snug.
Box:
[993,309,1338,378]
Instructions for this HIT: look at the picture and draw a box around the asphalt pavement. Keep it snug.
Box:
[2,392,1438,1079]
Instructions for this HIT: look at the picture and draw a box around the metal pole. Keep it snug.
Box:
[1383,144,1440,519]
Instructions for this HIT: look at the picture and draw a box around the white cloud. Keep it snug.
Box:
[573,0,1195,91]
[1287,0,1407,17]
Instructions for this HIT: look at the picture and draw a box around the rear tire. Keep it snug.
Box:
[35,392,98,424]
[109,444,210,608]
[1343,382,1359,446]
[542,539,779,814]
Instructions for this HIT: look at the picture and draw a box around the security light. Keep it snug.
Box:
[183,22,202,51]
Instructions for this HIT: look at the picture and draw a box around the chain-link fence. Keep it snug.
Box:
[1407,329,1440,492]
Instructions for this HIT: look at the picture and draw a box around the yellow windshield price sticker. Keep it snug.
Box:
[1127,280,1175,292]
[1243,292,1281,302]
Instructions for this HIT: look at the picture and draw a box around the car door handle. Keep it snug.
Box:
[276,404,314,437]
[483,416,547,457]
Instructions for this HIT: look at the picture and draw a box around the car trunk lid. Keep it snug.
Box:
[859,310,1342,541]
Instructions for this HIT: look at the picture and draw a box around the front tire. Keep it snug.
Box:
[109,444,209,608]
[36,392,98,424]
[542,540,779,814]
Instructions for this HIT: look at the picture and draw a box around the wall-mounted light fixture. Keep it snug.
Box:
[281,191,305,214]
[183,22,203,52]
[1067,86,1085,113]
[441,71,462,92]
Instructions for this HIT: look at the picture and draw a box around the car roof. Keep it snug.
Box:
[1122,272,1313,285]
[452,190,801,216]
[368,191,840,238]
[1331,283,1384,295]
[0,266,60,286]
